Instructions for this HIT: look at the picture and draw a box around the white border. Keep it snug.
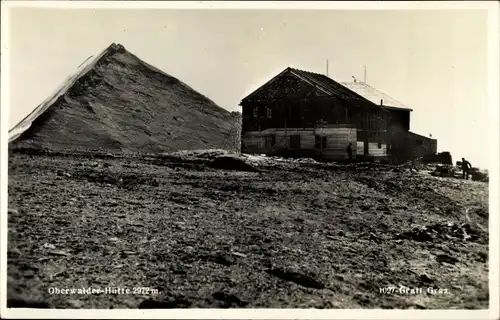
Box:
[1,1,498,319]
[487,5,500,319]
[0,1,11,318]
[0,0,495,10]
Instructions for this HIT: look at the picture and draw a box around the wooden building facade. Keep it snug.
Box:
[384,106,412,163]
[341,81,438,164]
[408,131,438,159]
[240,67,390,161]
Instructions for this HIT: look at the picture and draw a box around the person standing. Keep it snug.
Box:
[410,148,418,172]
[346,142,353,162]
[462,157,472,180]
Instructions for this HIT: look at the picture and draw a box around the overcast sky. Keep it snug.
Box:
[7,7,490,168]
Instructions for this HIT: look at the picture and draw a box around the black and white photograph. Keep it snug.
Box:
[1,1,499,319]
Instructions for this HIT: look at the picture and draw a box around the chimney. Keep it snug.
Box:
[380,99,383,105]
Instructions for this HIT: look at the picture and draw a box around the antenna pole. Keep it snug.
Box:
[326,59,329,77]
[363,65,367,83]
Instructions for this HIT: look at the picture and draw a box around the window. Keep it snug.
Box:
[289,135,301,149]
[253,107,258,118]
[315,135,321,149]
[315,135,327,149]
[378,141,382,149]
[266,107,272,119]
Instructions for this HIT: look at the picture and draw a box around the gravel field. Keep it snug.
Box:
[7,152,489,309]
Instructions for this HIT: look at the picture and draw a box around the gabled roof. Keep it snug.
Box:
[409,131,437,141]
[340,81,413,112]
[288,68,373,104]
[241,67,383,110]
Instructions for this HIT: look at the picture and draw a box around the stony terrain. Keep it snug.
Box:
[9,43,239,153]
[7,151,489,309]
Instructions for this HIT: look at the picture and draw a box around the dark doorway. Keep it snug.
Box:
[289,135,301,149]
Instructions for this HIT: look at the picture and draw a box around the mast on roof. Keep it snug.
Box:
[363,65,367,83]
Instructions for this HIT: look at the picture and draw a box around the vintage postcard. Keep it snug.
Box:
[1,1,498,319]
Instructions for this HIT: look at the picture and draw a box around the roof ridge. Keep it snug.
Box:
[292,69,381,108]
[341,81,407,107]
[288,68,341,97]
[364,82,406,107]
[242,66,382,111]
[288,67,323,77]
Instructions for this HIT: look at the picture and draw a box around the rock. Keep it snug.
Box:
[212,291,249,308]
[48,250,70,257]
[128,222,144,227]
[120,251,136,258]
[325,234,336,241]
[170,265,187,275]
[353,293,371,306]
[414,302,427,309]
[266,268,325,289]
[210,156,261,173]
[395,228,434,242]
[173,222,186,230]
[8,248,22,257]
[108,237,120,242]
[208,253,235,266]
[138,296,191,309]
[419,273,433,284]
[230,251,247,258]
[369,232,381,242]
[436,254,459,265]
[8,208,19,214]
[475,251,488,263]
[184,246,195,254]
[43,243,56,250]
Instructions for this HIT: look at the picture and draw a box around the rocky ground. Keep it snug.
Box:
[7,151,489,309]
[10,43,240,154]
